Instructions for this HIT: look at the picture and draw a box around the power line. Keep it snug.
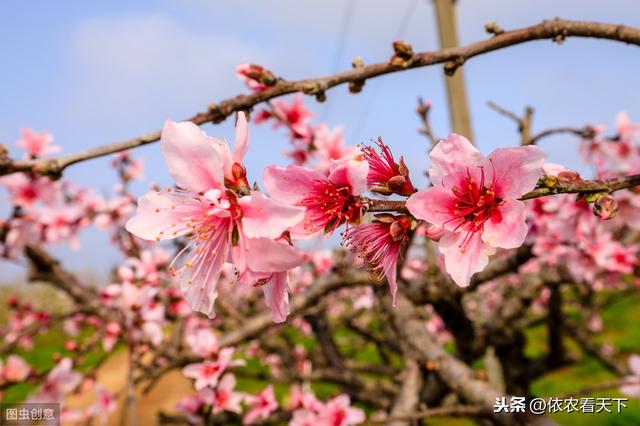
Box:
[321,0,356,122]
[348,0,419,143]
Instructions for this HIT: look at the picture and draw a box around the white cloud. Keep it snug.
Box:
[63,14,270,129]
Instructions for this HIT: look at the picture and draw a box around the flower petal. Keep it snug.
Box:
[328,158,369,196]
[263,165,325,204]
[179,224,230,318]
[429,134,482,186]
[629,355,640,376]
[382,250,399,307]
[482,199,528,249]
[486,145,545,198]
[233,112,249,164]
[438,231,495,287]
[244,238,306,273]
[262,272,290,323]
[406,186,457,229]
[125,191,193,241]
[161,120,224,192]
[238,191,305,239]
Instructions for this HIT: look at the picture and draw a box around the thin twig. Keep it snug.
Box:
[530,126,597,145]
[365,174,640,213]
[416,97,439,146]
[1,19,639,177]
[488,101,534,145]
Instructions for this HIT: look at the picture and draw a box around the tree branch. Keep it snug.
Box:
[365,174,640,213]
[1,19,639,177]
[390,291,557,425]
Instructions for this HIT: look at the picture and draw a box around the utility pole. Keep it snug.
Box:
[433,0,474,141]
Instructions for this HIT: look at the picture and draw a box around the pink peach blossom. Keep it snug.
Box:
[317,394,365,426]
[288,384,322,412]
[1,173,58,207]
[344,214,412,305]
[16,127,60,157]
[290,409,321,426]
[616,111,640,140]
[126,113,306,319]
[310,250,335,275]
[182,347,245,391]
[264,158,368,238]
[88,386,117,424]
[209,373,244,414]
[1,355,31,382]
[186,328,219,358]
[31,358,82,402]
[175,388,212,424]
[407,134,545,286]
[270,94,313,141]
[313,125,359,172]
[620,355,640,398]
[243,385,278,425]
[361,138,415,196]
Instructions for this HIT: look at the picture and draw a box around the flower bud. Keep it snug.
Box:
[228,162,250,195]
[0,144,8,162]
[484,21,504,35]
[592,194,618,220]
[422,223,446,242]
[386,175,408,194]
[557,170,581,181]
[392,40,413,60]
[349,80,365,94]
[389,216,412,242]
[389,55,409,68]
[240,64,276,87]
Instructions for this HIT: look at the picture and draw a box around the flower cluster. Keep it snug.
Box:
[3,83,640,426]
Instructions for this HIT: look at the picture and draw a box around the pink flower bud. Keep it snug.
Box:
[236,63,276,91]
[422,223,446,242]
[557,170,581,181]
[592,194,619,220]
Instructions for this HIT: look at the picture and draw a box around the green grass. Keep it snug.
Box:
[527,292,640,425]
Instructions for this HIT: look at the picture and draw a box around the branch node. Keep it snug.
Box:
[33,160,63,180]
[300,81,326,96]
[390,40,414,68]
[484,22,505,36]
[206,103,226,123]
[392,40,414,60]
[0,145,11,173]
[538,175,559,190]
[554,34,566,44]
[315,91,327,103]
[352,56,365,68]
[349,57,366,93]
[444,57,464,76]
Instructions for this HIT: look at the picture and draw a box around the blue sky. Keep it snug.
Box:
[0,0,638,281]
